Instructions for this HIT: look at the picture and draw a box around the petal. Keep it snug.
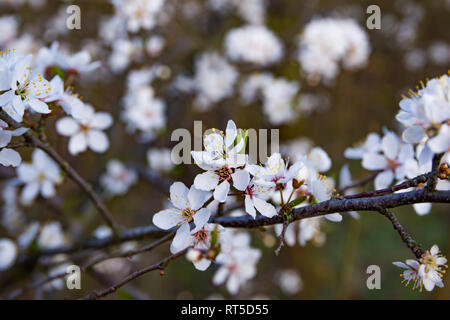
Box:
[68,132,88,155]
[193,171,219,191]
[402,126,425,144]
[170,182,190,209]
[87,130,109,153]
[324,213,342,222]
[226,275,240,295]
[188,187,211,210]
[152,208,183,230]
[413,203,431,216]
[213,180,230,203]
[362,153,387,170]
[430,245,439,256]
[231,169,250,191]
[428,125,450,154]
[374,170,394,189]
[56,117,80,136]
[0,148,21,167]
[392,262,409,269]
[381,132,400,159]
[90,112,113,130]
[21,182,40,205]
[170,222,191,252]
[245,195,256,218]
[204,133,224,156]
[17,163,38,182]
[193,208,211,230]
[213,265,229,285]
[193,259,211,271]
[28,99,50,114]
[253,197,277,217]
[224,120,237,148]
[41,180,55,198]
[398,144,414,163]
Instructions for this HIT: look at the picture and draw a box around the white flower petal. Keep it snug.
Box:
[170,182,190,209]
[152,208,183,230]
[231,169,250,191]
[68,132,88,155]
[193,208,211,230]
[253,197,277,217]
[56,117,80,136]
[213,180,230,203]
[362,153,387,170]
[87,130,109,153]
[245,195,256,218]
[0,148,21,167]
[374,170,394,189]
[193,171,219,191]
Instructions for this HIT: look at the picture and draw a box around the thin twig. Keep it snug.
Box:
[30,189,450,257]
[378,208,423,258]
[0,110,120,232]
[6,232,175,299]
[337,170,381,194]
[80,248,189,300]
[342,173,430,199]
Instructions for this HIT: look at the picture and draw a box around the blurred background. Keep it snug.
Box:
[0,0,449,299]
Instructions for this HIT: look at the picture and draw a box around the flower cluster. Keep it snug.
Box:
[153,120,338,293]
[298,18,370,85]
[394,245,448,292]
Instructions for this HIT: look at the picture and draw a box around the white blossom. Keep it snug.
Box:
[100,160,138,196]
[17,149,62,205]
[56,104,113,155]
[0,238,17,271]
[192,120,250,203]
[225,25,283,66]
[153,182,212,254]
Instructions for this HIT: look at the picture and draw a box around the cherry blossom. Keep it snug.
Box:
[56,104,113,155]
[153,182,212,253]
[192,120,250,202]
[17,149,62,205]
[0,238,17,271]
[362,131,414,189]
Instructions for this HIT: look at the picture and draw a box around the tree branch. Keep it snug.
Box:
[378,208,423,258]
[0,110,120,232]
[30,189,450,257]
[80,247,189,300]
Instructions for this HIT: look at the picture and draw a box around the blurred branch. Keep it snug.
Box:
[132,164,173,194]
[336,170,380,194]
[80,247,189,300]
[341,172,430,200]
[5,232,176,299]
[0,110,120,233]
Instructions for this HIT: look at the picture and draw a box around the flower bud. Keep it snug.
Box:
[292,178,305,189]
[186,248,202,262]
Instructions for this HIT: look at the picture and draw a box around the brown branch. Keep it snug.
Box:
[342,173,430,200]
[6,232,175,299]
[0,110,120,232]
[337,170,381,194]
[29,188,450,258]
[80,247,189,300]
[378,209,423,258]
[426,152,445,192]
